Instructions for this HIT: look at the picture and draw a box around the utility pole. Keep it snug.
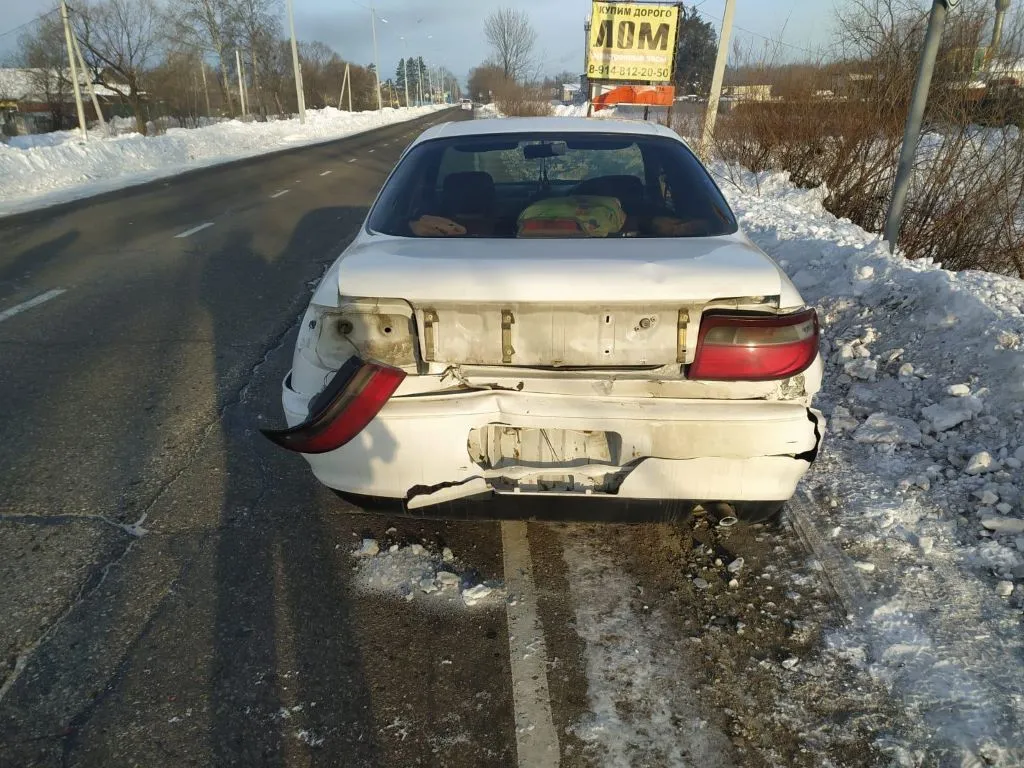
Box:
[584,17,593,116]
[883,0,957,251]
[235,49,247,116]
[199,60,211,117]
[992,0,1011,60]
[286,0,306,122]
[60,0,88,140]
[699,0,736,160]
[370,3,383,110]
[71,31,106,134]
[402,42,410,108]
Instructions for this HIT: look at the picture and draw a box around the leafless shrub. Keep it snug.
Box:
[494,81,551,117]
[714,0,1024,277]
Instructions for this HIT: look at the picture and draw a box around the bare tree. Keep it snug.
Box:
[484,8,536,83]
[231,0,280,116]
[167,0,237,114]
[75,0,164,135]
[17,14,74,131]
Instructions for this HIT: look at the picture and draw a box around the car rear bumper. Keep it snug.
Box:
[281,373,822,506]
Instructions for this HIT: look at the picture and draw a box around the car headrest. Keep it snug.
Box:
[573,175,645,212]
[441,171,496,216]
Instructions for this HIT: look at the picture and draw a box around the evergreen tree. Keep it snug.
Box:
[674,6,717,95]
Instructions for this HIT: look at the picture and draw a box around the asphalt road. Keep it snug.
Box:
[0,108,894,768]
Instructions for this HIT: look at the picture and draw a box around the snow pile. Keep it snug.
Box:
[717,162,1024,762]
[0,105,446,216]
[552,103,620,119]
[475,103,502,118]
[351,538,505,608]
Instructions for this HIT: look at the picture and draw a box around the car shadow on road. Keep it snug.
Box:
[202,206,383,766]
[0,229,79,302]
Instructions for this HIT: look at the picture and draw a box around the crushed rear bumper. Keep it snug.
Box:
[281,373,823,508]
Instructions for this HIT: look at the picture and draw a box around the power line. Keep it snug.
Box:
[0,8,59,40]
[692,3,822,59]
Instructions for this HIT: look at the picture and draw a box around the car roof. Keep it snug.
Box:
[413,116,684,145]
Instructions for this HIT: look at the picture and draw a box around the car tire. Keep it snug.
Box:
[729,501,786,524]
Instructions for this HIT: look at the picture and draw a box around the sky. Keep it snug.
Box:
[0,0,839,81]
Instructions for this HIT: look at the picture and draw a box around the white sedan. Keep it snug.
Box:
[263,117,824,521]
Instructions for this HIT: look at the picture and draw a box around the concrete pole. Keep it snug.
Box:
[402,42,410,108]
[992,0,1011,60]
[71,31,106,133]
[699,0,736,160]
[235,49,247,116]
[286,0,306,122]
[200,61,211,117]
[370,5,383,110]
[60,0,88,140]
[346,63,352,111]
[883,1,950,252]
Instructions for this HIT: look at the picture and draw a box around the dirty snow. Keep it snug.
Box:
[715,161,1024,762]
[0,105,445,217]
[562,530,733,767]
[350,538,505,608]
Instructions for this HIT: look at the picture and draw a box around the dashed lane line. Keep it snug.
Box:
[173,222,214,239]
[320,170,332,176]
[270,189,290,199]
[501,521,560,768]
[348,158,357,163]
[0,289,67,324]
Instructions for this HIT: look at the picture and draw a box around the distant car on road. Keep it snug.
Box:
[264,117,824,521]
[460,98,473,111]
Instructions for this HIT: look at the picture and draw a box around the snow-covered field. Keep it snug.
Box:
[0,105,446,217]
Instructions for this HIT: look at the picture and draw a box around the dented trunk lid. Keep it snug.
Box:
[336,235,784,368]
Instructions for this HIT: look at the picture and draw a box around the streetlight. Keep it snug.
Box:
[399,35,410,107]
[286,0,305,123]
[883,0,959,250]
[371,5,385,110]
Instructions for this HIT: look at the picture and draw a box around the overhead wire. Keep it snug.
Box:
[0,8,59,40]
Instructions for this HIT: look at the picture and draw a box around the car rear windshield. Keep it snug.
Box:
[367,132,738,239]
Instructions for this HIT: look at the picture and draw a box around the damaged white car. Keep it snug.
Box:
[263,117,824,521]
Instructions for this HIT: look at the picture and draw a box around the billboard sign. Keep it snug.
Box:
[587,2,679,83]
[592,84,675,110]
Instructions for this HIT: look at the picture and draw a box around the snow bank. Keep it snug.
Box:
[552,103,620,119]
[0,105,446,217]
[716,162,1024,763]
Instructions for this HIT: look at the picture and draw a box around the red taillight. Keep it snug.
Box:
[262,358,406,454]
[689,308,819,381]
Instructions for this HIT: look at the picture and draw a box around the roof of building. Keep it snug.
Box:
[0,68,121,102]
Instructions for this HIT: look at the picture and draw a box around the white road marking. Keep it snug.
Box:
[0,288,67,324]
[270,189,289,199]
[320,170,332,176]
[368,148,375,153]
[348,158,357,163]
[173,222,214,239]
[501,521,560,768]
